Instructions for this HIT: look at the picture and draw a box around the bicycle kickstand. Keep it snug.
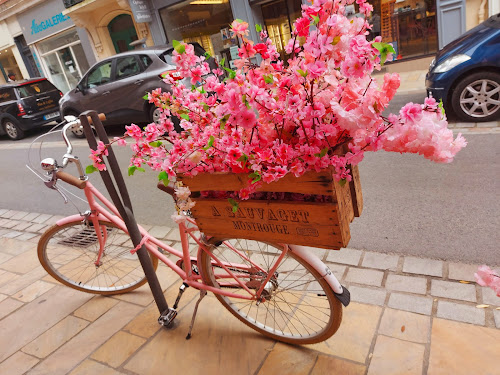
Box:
[186,289,207,340]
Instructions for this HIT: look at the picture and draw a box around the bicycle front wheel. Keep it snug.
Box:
[38,220,158,295]
[199,238,342,344]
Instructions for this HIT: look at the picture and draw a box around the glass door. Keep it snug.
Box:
[42,45,84,93]
[42,52,69,92]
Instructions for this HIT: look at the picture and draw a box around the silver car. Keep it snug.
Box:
[59,43,216,137]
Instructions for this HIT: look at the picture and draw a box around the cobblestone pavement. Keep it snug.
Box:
[0,208,498,375]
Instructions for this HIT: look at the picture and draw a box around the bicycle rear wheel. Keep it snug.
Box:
[198,238,342,344]
[38,219,158,295]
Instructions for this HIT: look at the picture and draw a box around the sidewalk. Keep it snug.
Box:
[0,208,498,375]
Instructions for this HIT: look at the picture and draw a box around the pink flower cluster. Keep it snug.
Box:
[475,265,500,297]
[89,0,466,199]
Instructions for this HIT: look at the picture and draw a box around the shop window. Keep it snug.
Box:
[108,14,139,54]
[87,61,112,88]
[116,56,141,79]
[159,0,234,67]
[369,0,437,60]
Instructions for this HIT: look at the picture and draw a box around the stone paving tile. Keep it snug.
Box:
[13,232,39,241]
[367,335,425,375]
[0,249,41,274]
[42,215,65,226]
[436,301,485,325]
[91,331,146,368]
[385,274,427,295]
[362,252,399,271]
[347,285,387,306]
[325,248,362,266]
[164,228,181,241]
[481,286,500,306]
[28,301,143,375]
[1,267,48,296]
[378,308,431,344]
[0,209,8,216]
[0,286,92,363]
[448,262,480,282]
[0,252,13,265]
[0,228,10,237]
[403,256,443,277]
[387,292,433,315]
[494,309,500,329]
[0,293,7,303]
[24,223,47,233]
[0,351,39,375]
[147,225,173,239]
[68,360,125,375]
[431,280,477,302]
[12,221,33,231]
[10,211,30,220]
[257,343,317,375]
[22,316,89,359]
[308,303,382,363]
[0,237,37,255]
[125,296,273,375]
[428,318,500,375]
[73,296,119,322]
[31,214,53,224]
[311,355,365,375]
[12,280,55,303]
[22,212,41,222]
[0,297,24,320]
[0,270,20,288]
[1,210,18,219]
[2,230,23,239]
[345,268,384,287]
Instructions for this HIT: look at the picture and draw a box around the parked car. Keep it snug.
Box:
[60,42,217,137]
[426,13,500,122]
[0,78,62,140]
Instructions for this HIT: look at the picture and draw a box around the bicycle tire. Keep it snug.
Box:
[38,220,158,295]
[198,238,342,344]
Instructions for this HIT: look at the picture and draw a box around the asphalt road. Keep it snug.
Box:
[0,93,498,265]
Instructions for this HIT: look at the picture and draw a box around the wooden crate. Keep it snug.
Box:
[179,167,362,250]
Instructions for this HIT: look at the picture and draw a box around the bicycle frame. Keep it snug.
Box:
[57,180,286,300]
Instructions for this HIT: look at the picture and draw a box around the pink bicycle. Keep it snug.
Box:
[29,114,349,344]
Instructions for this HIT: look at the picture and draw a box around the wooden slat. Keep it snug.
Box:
[179,168,335,196]
[190,199,350,250]
[349,165,363,217]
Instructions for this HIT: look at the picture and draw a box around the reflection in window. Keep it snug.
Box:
[159,0,234,63]
[116,56,140,78]
[87,61,112,88]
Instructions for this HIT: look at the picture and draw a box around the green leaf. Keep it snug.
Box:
[136,167,145,173]
[255,24,262,32]
[203,135,215,150]
[220,57,226,66]
[223,66,236,79]
[149,141,163,147]
[202,103,210,111]
[372,42,396,66]
[204,51,211,59]
[234,18,244,23]
[264,74,274,84]
[85,164,98,174]
[249,171,261,184]
[438,98,446,115]
[236,154,248,165]
[142,94,148,100]
[128,166,137,176]
[220,114,230,129]
[158,171,169,186]
[312,15,319,25]
[339,178,347,187]
[314,147,329,157]
[180,113,190,121]
[297,69,307,78]
[172,40,185,54]
[228,198,239,213]
[198,86,206,94]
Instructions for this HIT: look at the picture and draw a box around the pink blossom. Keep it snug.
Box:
[294,17,310,37]
[400,103,423,123]
[230,20,249,37]
[475,265,500,297]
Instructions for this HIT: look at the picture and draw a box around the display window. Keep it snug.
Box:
[37,28,90,93]
[159,0,235,67]
[371,0,438,60]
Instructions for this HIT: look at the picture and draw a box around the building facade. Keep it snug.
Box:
[0,0,496,89]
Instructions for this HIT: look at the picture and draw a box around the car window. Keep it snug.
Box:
[16,80,58,98]
[116,56,141,79]
[0,88,15,103]
[139,54,153,69]
[87,61,113,88]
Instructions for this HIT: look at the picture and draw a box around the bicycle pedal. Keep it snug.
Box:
[158,308,177,327]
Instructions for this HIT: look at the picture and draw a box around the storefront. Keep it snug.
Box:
[17,0,91,93]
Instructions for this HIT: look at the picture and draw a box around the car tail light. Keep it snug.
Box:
[59,91,63,97]
[17,103,26,116]
[160,70,182,81]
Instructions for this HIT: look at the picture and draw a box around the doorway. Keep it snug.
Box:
[108,14,139,54]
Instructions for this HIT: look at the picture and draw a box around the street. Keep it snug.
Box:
[0,104,498,266]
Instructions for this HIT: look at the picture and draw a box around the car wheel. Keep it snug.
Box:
[451,72,500,122]
[64,111,86,138]
[3,119,25,140]
[149,106,162,125]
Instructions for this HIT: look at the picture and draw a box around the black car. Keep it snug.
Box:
[60,42,217,137]
[0,78,63,140]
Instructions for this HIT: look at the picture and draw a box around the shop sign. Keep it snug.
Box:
[18,0,75,45]
[129,0,153,23]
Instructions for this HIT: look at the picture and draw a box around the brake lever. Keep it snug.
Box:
[44,171,69,204]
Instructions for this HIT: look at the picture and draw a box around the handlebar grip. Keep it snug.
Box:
[56,171,87,189]
[87,113,106,125]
